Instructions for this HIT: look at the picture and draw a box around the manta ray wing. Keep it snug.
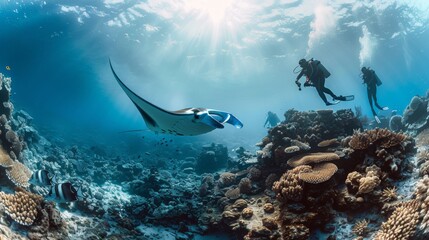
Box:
[110,61,218,136]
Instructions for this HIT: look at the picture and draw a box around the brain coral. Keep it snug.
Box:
[287,152,339,167]
[298,162,338,184]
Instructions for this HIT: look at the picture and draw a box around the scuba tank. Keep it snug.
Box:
[310,59,331,78]
[374,71,382,86]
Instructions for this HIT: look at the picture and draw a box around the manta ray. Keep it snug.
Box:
[110,61,243,136]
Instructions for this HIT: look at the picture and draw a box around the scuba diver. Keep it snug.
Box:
[294,58,354,106]
[361,67,389,124]
[264,111,280,128]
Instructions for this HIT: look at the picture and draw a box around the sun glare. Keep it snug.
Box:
[185,0,234,26]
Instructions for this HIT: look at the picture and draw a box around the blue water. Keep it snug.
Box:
[0,0,428,145]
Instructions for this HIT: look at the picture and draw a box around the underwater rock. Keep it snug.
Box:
[0,74,12,118]
[389,115,404,132]
[196,143,229,174]
[402,96,429,134]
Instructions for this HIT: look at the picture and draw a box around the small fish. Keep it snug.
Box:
[29,170,56,186]
[145,152,151,155]
[46,182,84,203]
[137,155,141,159]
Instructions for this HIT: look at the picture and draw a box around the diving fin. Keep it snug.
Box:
[375,116,381,124]
[335,95,354,101]
[327,100,340,106]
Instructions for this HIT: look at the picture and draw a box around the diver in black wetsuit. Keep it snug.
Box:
[295,58,349,106]
[361,67,388,123]
[264,111,280,128]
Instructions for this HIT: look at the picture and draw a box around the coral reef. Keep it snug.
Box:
[273,165,312,203]
[374,200,419,240]
[287,152,339,167]
[5,160,32,188]
[352,219,369,237]
[195,143,229,174]
[0,188,41,226]
[298,162,338,184]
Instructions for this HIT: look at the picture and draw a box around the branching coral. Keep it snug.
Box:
[256,142,273,159]
[6,160,32,188]
[352,219,369,236]
[0,188,42,226]
[298,163,338,184]
[287,152,339,167]
[272,165,312,203]
[349,128,407,150]
[374,200,419,240]
[381,187,398,202]
[414,176,429,234]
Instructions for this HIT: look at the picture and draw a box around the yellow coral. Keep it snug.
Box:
[298,163,338,184]
[0,189,41,226]
[374,200,419,240]
[287,152,339,167]
[5,160,32,188]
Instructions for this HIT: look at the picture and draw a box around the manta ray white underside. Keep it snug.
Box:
[110,61,243,136]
